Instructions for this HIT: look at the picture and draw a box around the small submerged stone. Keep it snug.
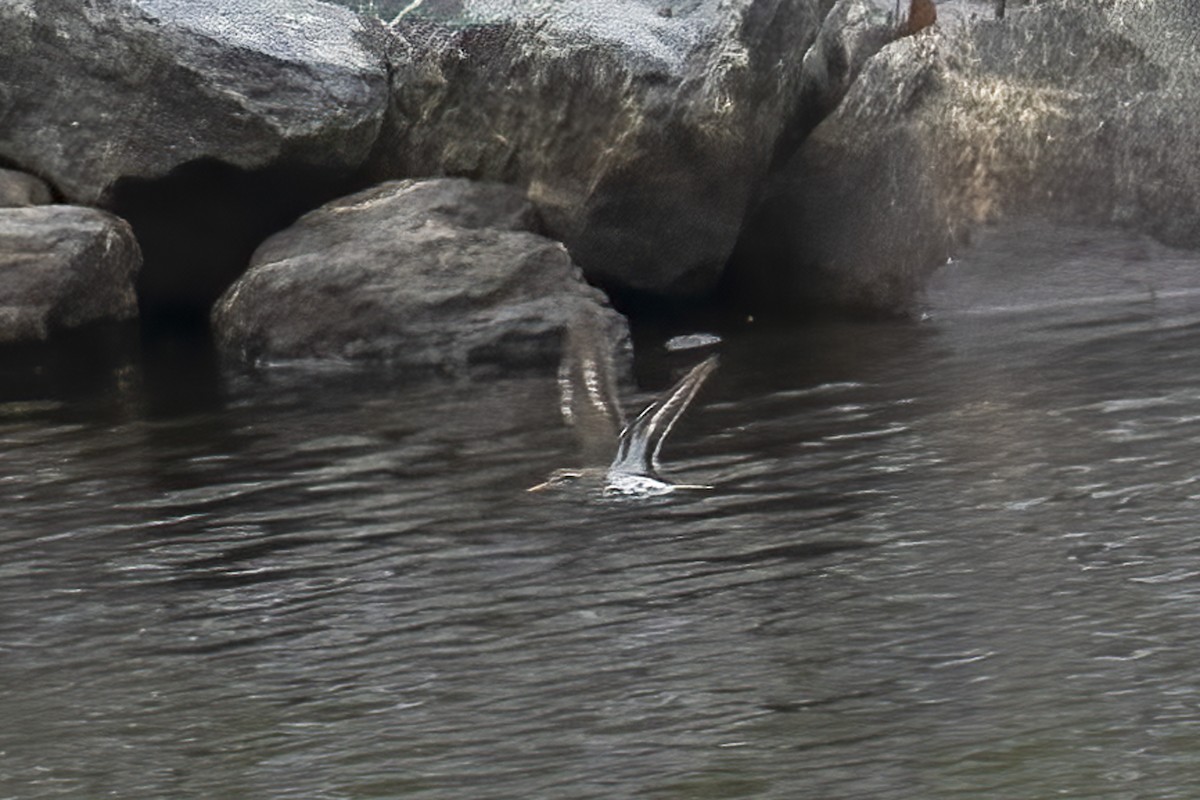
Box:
[665,332,722,352]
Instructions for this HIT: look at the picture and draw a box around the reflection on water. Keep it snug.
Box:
[3,221,1200,798]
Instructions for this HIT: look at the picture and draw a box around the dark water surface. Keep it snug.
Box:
[3,222,1200,798]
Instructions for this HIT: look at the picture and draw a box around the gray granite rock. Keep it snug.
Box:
[0,0,389,205]
[0,168,54,208]
[0,206,141,343]
[730,0,1200,312]
[212,178,630,374]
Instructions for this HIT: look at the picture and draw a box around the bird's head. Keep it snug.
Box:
[527,468,587,492]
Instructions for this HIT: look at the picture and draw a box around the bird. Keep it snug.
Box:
[529,314,719,498]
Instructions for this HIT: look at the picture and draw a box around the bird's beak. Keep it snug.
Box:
[527,481,552,492]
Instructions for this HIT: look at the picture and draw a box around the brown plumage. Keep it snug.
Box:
[904,0,936,35]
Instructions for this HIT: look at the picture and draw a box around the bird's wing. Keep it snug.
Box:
[610,355,718,476]
[557,308,625,464]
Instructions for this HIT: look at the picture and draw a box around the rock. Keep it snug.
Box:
[936,0,1004,28]
[992,0,1037,20]
[212,178,630,374]
[924,219,1200,318]
[370,0,903,297]
[789,0,907,156]
[0,0,389,205]
[730,33,957,313]
[0,206,141,343]
[0,168,53,207]
[729,0,1200,313]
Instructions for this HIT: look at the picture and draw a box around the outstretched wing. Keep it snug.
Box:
[610,355,718,477]
[557,308,626,465]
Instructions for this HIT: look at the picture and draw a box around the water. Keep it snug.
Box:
[3,221,1200,798]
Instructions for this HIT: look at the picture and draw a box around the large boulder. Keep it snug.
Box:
[730,0,1200,312]
[212,178,630,375]
[0,0,389,205]
[0,206,141,343]
[368,0,904,297]
[0,168,53,208]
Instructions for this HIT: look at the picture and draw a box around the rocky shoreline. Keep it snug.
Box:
[2,0,1198,373]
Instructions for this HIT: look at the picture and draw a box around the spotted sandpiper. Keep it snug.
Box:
[529,317,719,498]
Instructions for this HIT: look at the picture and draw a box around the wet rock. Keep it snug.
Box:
[731,1,1200,312]
[373,0,902,297]
[789,0,908,155]
[0,206,141,343]
[0,168,53,208]
[0,0,389,205]
[212,178,630,374]
[731,33,957,313]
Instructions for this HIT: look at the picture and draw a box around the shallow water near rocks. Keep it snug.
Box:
[3,221,1200,798]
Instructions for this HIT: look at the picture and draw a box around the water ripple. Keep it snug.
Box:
[4,225,1200,797]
